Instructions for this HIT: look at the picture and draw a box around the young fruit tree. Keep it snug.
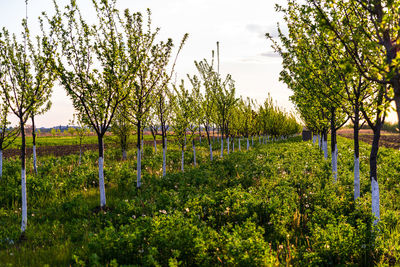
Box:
[124,9,188,187]
[47,0,135,208]
[272,0,391,224]
[269,3,349,181]
[171,80,195,172]
[155,83,171,177]
[212,74,237,158]
[310,0,400,130]
[187,76,203,166]
[70,113,90,165]
[240,97,256,150]
[111,101,133,161]
[189,55,217,160]
[0,16,56,233]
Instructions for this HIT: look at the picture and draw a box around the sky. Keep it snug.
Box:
[0,0,299,127]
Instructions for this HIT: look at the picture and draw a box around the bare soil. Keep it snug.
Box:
[338,129,400,149]
[3,135,210,159]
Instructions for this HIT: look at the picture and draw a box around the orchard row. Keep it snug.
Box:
[268,0,400,225]
[0,0,301,234]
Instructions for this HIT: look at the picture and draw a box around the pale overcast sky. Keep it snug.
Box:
[0,0,293,127]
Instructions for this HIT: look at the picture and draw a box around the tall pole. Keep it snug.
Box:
[216,41,220,74]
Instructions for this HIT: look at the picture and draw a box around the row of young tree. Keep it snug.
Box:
[0,0,301,235]
[112,48,301,175]
[268,0,400,225]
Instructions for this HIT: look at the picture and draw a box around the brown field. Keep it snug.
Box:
[338,129,400,149]
[3,134,210,159]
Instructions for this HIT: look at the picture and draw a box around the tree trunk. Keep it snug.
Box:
[181,146,184,172]
[247,137,249,150]
[122,149,127,161]
[370,125,382,225]
[20,119,27,233]
[353,110,360,200]
[162,136,167,177]
[137,123,142,188]
[318,134,321,149]
[227,137,230,154]
[206,125,213,161]
[154,139,157,154]
[331,109,338,183]
[98,135,106,208]
[209,142,213,161]
[220,135,224,158]
[323,130,328,159]
[394,91,400,132]
[32,116,37,175]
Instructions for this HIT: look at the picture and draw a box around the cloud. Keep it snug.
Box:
[246,24,282,39]
[245,23,288,40]
[246,24,270,39]
[260,51,281,58]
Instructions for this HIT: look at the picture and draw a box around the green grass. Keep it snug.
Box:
[0,136,399,266]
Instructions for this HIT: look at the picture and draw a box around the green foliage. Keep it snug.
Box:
[257,95,301,138]
[171,80,196,149]
[0,136,399,265]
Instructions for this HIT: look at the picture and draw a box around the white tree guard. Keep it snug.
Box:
[220,137,224,158]
[21,168,27,232]
[181,150,184,172]
[33,145,37,174]
[323,140,328,159]
[99,157,106,207]
[354,156,360,200]
[371,178,380,225]
[332,150,337,182]
[162,146,167,177]
[209,143,213,161]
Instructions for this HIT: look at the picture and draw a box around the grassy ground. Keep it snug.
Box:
[0,136,399,266]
